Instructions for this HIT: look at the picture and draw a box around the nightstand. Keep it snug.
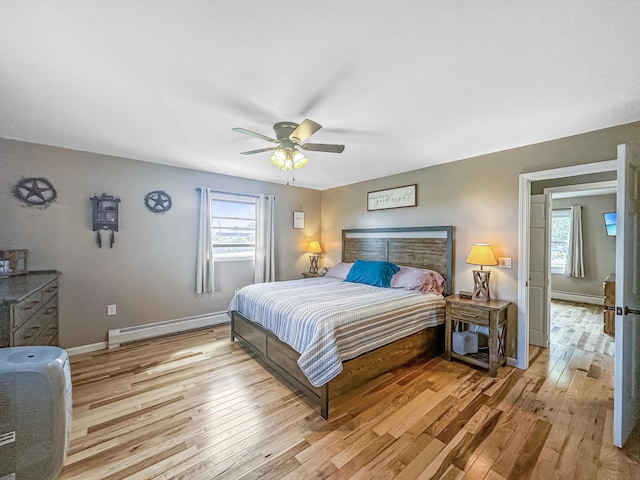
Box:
[301,272,322,278]
[445,294,511,377]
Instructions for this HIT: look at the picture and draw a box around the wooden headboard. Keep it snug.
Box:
[342,226,454,296]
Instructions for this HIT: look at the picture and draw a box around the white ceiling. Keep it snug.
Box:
[1,1,639,190]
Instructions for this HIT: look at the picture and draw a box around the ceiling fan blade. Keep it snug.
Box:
[232,127,278,143]
[300,143,345,153]
[239,147,277,155]
[289,119,322,143]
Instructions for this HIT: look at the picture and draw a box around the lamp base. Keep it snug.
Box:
[472,270,491,301]
[309,255,319,274]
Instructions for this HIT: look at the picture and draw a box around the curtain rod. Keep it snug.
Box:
[195,187,260,199]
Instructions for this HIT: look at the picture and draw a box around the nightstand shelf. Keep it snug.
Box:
[445,294,511,377]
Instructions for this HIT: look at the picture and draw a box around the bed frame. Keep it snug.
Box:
[230,225,454,419]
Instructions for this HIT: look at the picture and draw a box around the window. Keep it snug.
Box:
[550,209,571,274]
[211,195,256,260]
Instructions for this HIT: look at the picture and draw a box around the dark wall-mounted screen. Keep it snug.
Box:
[603,211,616,237]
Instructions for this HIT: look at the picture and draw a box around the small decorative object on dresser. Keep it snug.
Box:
[0,249,28,276]
[445,294,510,377]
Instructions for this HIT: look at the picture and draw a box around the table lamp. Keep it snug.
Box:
[465,243,497,301]
[307,241,322,273]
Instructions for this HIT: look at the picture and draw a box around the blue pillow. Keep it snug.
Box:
[343,260,400,288]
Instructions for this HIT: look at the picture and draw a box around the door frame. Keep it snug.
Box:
[517,159,617,369]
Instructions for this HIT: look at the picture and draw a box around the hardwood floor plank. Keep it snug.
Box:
[508,418,552,479]
[393,435,446,480]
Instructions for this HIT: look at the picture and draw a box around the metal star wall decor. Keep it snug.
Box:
[144,190,172,214]
[13,177,57,208]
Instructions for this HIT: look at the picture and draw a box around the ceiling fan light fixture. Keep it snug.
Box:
[269,148,308,171]
[269,148,288,169]
[291,149,308,169]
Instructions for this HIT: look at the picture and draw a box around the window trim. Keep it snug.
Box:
[550,208,571,275]
[211,193,257,262]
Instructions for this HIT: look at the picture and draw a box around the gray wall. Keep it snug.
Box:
[0,138,321,348]
[321,121,640,357]
[3,120,639,353]
[551,194,616,297]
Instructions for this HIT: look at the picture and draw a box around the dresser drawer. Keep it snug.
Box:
[448,303,490,326]
[42,279,59,304]
[13,289,43,329]
[37,314,58,345]
[13,309,45,345]
[1,273,60,347]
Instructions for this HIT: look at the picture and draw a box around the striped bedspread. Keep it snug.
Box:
[227,277,445,387]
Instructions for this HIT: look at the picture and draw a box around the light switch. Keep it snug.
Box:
[498,257,512,268]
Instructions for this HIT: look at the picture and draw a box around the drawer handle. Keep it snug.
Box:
[24,301,40,310]
[22,326,40,339]
[44,306,57,315]
[45,286,58,293]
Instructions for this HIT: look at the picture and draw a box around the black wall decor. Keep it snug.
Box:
[144,190,172,214]
[90,194,121,248]
[13,177,57,208]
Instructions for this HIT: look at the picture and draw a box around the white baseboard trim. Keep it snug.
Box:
[108,311,229,349]
[67,312,229,355]
[551,290,604,306]
[66,342,108,356]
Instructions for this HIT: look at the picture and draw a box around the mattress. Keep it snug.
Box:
[228,277,445,387]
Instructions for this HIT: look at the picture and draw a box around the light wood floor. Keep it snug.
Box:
[549,300,615,356]
[59,302,640,479]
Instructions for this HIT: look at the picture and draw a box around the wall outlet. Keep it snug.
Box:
[498,257,512,268]
[107,304,117,316]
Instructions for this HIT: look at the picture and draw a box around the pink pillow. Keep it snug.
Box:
[390,266,445,295]
[325,262,354,280]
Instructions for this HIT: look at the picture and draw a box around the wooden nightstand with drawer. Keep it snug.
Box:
[445,294,511,377]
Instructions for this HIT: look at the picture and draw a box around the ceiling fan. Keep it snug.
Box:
[232,119,345,171]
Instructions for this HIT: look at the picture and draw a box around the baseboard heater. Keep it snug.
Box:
[108,311,228,349]
[550,291,604,306]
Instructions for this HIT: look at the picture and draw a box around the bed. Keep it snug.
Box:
[228,226,454,419]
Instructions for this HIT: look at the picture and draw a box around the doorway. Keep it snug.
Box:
[517,159,617,369]
[546,182,617,354]
[519,145,640,448]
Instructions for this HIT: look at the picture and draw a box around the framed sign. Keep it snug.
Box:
[293,211,305,228]
[367,184,417,211]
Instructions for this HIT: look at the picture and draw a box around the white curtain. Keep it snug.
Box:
[254,194,275,283]
[564,205,585,278]
[196,187,215,293]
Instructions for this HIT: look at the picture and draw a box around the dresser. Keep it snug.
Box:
[0,272,59,347]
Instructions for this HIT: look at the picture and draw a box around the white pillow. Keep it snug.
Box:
[390,266,446,295]
[324,262,354,280]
